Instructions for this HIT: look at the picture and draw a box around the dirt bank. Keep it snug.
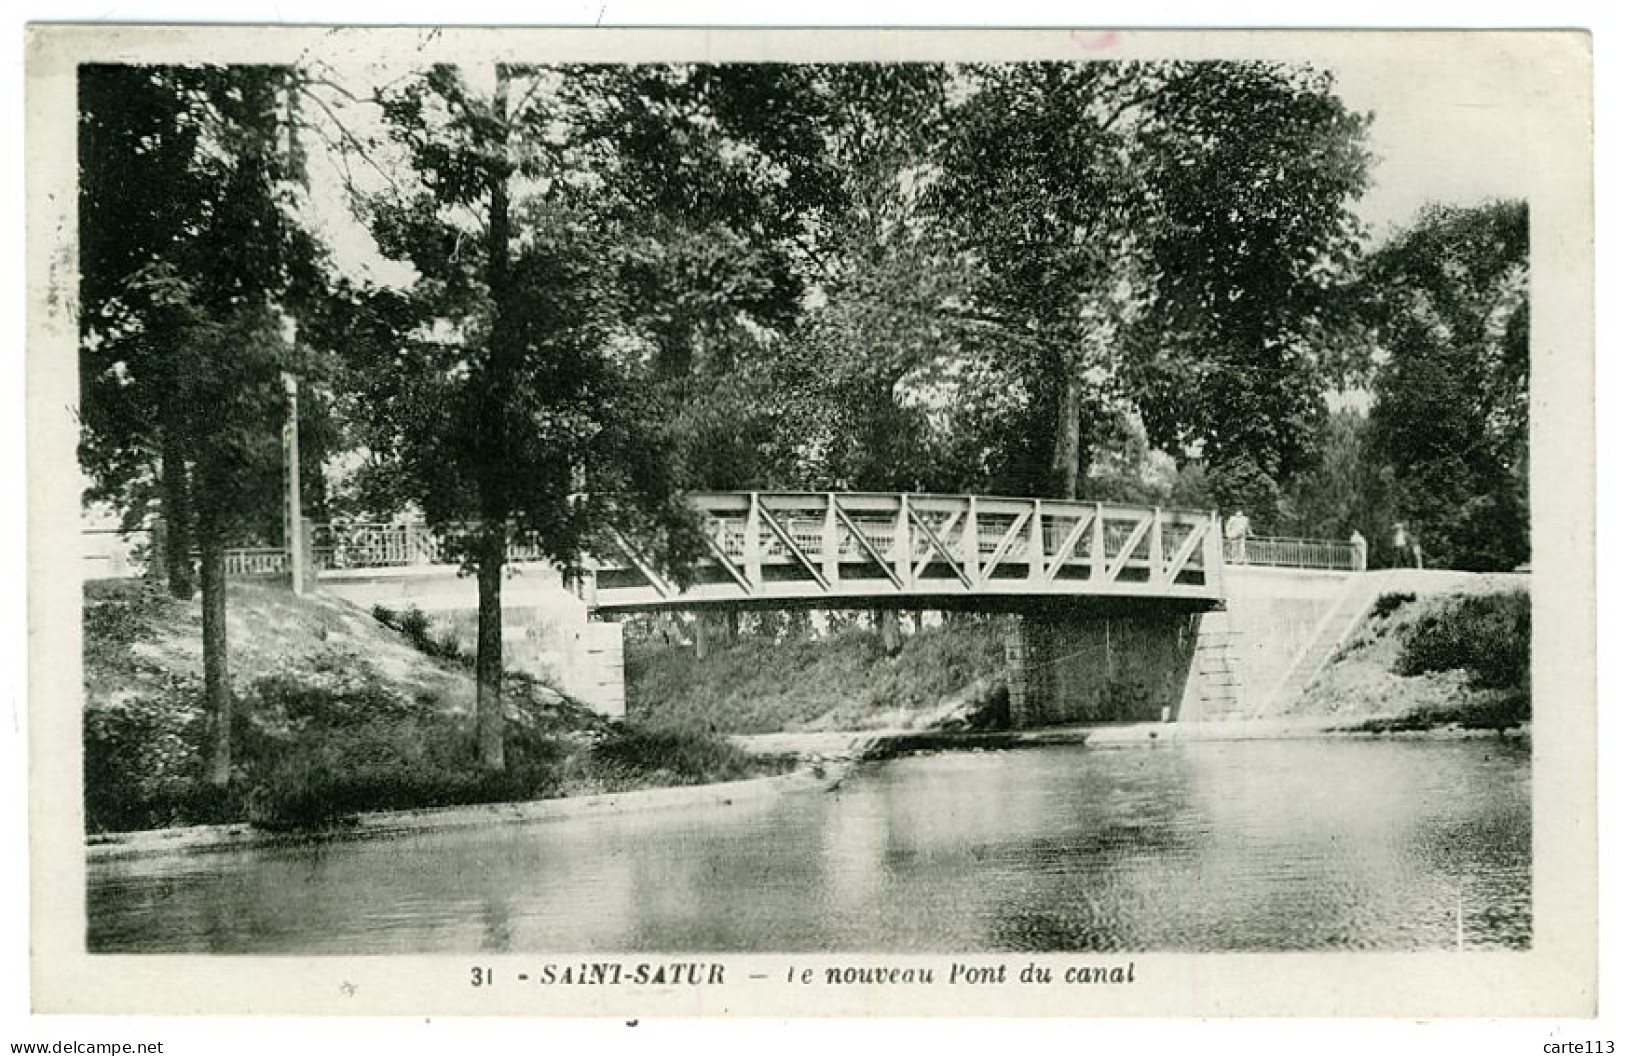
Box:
[1285,586,1529,730]
[82,579,791,835]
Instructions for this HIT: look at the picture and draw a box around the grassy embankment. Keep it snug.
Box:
[625,617,1009,735]
[82,580,790,835]
[1289,588,1530,731]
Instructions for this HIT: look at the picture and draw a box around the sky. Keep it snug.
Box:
[1329,51,1553,240]
[294,38,1556,286]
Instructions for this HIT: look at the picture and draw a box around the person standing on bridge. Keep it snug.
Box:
[1349,529,1368,571]
[1224,509,1251,564]
[1390,522,1423,569]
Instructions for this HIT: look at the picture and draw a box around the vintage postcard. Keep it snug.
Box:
[24,25,1595,1018]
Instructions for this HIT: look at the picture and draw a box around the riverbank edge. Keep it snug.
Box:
[733,716,1529,761]
[86,718,1526,862]
[86,768,828,862]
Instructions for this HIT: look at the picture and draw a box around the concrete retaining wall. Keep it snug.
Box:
[1197,567,1354,719]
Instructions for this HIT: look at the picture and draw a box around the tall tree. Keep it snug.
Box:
[929,61,1370,512]
[340,64,714,770]
[79,64,324,787]
[1127,62,1370,524]
[576,63,953,495]
[1361,200,1529,570]
[931,62,1150,500]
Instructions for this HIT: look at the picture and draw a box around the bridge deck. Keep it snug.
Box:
[589,492,1226,613]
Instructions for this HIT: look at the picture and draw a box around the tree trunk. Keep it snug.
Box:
[1051,372,1082,500]
[198,529,231,789]
[879,609,902,656]
[694,614,711,660]
[470,64,515,774]
[474,525,507,771]
[160,434,195,598]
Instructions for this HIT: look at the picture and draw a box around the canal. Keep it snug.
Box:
[87,737,1530,953]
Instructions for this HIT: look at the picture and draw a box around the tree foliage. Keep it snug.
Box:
[924,62,1370,512]
[78,64,327,787]
[1128,62,1370,506]
[1361,200,1530,571]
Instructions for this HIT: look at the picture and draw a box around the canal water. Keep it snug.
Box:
[87,738,1530,953]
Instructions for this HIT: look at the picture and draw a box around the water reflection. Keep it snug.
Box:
[88,738,1530,953]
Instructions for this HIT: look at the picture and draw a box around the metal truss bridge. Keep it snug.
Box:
[94,491,1360,613]
[586,491,1228,613]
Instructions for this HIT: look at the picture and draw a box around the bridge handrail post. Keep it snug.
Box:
[894,494,912,588]
[963,496,979,584]
[1028,499,1044,582]
[744,493,762,589]
[1091,503,1106,580]
[1150,507,1164,585]
[1207,510,1225,590]
[821,494,840,585]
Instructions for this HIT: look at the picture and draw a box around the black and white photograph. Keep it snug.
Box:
[18,23,1596,1022]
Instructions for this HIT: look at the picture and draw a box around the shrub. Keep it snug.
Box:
[373,604,470,667]
[250,668,426,733]
[1397,591,1530,691]
[1370,591,1416,620]
[242,707,573,831]
[83,675,208,832]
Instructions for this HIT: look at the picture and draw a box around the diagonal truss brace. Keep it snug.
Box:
[975,508,1033,588]
[1161,518,1208,585]
[909,508,973,589]
[831,501,904,590]
[1044,511,1095,583]
[757,504,831,592]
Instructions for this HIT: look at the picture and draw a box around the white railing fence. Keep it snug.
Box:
[1225,535,1361,571]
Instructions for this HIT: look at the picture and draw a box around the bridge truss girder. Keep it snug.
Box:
[588,492,1225,613]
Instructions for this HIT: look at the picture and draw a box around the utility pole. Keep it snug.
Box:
[282,370,305,595]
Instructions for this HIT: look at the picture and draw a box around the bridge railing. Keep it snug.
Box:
[312,522,445,569]
[83,508,1363,590]
[1226,535,1361,571]
[224,547,292,578]
[310,522,552,571]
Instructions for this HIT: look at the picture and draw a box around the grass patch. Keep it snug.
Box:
[1341,690,1529,734]
[589,726,788,787]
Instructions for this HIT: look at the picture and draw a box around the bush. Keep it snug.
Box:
[237,664,580,830]
[1370,591,1416,620]
[84,675,209,832]
[373,604,470,667]
[1397,591,1530,691]
[242,713,566,831]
